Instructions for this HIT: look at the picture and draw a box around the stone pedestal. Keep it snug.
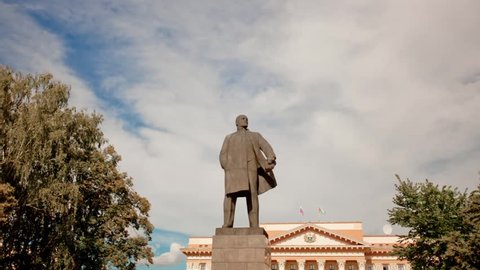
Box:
[212,227,271,270]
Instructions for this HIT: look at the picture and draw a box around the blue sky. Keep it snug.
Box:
[1,0,480,269]
[137,228,189,270]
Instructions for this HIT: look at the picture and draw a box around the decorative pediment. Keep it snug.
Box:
[270,224,369,247]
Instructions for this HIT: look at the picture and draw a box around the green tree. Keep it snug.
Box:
[388,175,479,270]
[0,66,153,269]
[443,184,480,269]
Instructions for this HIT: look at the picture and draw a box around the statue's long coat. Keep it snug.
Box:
[220,130,277,195]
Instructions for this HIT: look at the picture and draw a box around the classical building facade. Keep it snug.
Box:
[181,221,410,270]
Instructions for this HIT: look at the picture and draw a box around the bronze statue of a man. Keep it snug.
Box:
[219,115,277,228]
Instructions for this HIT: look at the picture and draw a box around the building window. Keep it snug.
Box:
[348,266,354,270]
[309,264,316,270]
[272,263,278,270]
[367,266,373,270]
[200,263,206,270]
[329,266,335,270]
[398,265,404,270]
[383,265,389,270]
[290,264,297,270]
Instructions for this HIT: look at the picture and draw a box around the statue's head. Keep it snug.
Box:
[235,114,248,129]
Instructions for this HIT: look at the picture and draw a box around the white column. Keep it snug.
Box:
[206,261,211,270]
[357,260,366,270]
[298,260,306,270]
[278,260,286,270]
[317,260,325,270]
[389,264,397,270]
[337,260,346,270]
[373,263,382,270]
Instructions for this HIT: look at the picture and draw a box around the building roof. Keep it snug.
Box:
[182,221,401,256]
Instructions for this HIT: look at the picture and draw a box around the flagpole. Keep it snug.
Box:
[299,206,305,223]
[317,207,326,221]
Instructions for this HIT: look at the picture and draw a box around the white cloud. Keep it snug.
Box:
[1,0,479,237]
[136,243,186,267]
[0,2,99,110]
[151,243,186,266]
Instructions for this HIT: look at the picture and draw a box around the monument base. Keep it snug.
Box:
[212,227,271,270]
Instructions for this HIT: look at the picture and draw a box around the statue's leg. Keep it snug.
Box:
[246,173,259,228]
[223,195,237,228]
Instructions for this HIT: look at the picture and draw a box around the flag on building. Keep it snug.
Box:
[299,207,304,216]
[318,207,326,214]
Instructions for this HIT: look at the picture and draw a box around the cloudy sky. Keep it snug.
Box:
[1,0,480,268]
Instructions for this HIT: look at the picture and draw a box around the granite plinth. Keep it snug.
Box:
[212,227,271,270]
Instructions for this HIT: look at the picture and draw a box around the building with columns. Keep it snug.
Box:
[181,221,410,270]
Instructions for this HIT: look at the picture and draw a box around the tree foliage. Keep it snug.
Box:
[388,175,480,270]
[0,66,153,269]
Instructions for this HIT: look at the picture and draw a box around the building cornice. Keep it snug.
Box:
[270,223,370,246]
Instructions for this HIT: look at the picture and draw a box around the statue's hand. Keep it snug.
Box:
[265,159,276,171]
[267,158,276,165]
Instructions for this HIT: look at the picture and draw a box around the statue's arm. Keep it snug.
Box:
[258,133,276,163]
[219,135,229,169]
